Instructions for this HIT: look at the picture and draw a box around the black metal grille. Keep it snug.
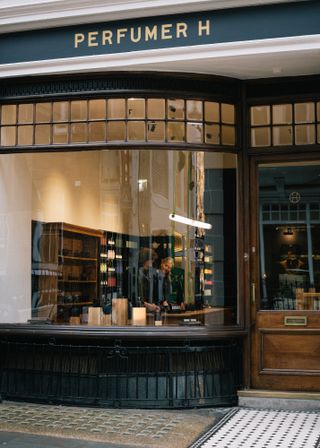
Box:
[0,339,241,408]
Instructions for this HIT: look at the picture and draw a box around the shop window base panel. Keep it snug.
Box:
[0,340,241,409]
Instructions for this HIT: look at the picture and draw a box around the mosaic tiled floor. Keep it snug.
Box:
[192,408,320,448]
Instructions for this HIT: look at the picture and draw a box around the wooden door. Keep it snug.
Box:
[250,158,320,391]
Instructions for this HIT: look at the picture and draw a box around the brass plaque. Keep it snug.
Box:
[284,316,307,326]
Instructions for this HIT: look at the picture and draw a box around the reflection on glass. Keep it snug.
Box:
[147,99,165,119]
[273,126,293,146]
[272,104,292,124]
[127,121,145,141]
[221,125,235,146]
[187,100,203,121]
[71,123,87,143]
[205,124,220,144]
[294,102,315,123]
[127,98,145,119]
[187,123,203,143]
[259,163,320,311]
[0,149,238,327]
[147,121,165,141]
[221,104,235,124]
[53,124,69,144]
[71,101,87,121]
[205,102,219,123]
[107,121,126,140]
[107,99,126,119]
[295,125,316,145]
[18,126,33,145]
[36,103,51,123]
[251,106,270,126]
[1,105,17,125]
[53,102,69,122]
[35,124,51,145]
[88,122,106,142]
[251,127,271,147]
[89,99,106,120]
[18,104,34,124]
[167,122,185,142]
[1,127,16,146]
[167,99,184,120]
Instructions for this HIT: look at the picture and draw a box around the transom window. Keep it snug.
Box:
[250,102,320,148]
[0,98,236,148]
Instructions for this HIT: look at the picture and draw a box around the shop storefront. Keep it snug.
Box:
[0,0,319,407]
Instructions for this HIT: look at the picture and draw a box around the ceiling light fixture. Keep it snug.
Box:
[169,213,212,230]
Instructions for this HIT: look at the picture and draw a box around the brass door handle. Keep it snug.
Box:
[251,282,256,305]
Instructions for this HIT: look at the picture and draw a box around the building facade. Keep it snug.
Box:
[0,0,319,407]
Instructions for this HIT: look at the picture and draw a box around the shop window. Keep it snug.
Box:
[127,98,145,119]
[127,121,145,141]
[147,99,165,119]
[108,99,126,119]
[1,126,16,146]
[1,105,17,125]
[18,126,34,146]
[71,101,87,121]
[35,124,51,145]
[167,99,185,120]
[258,163,320,311]
[0,149,238,328]
[18,104,34,124]
[35,103,51,123]
[205,124,220,145]
[251,106,270,126]
[71,123,87,143]
[167,122,185,142]
[53,124,69,145]
[295,125,316,145]
[221,104,235,125]
[187,123,203,143]
[272,126,293,146]
[187,100,203,121]
[0,98,236,149]
[204,102,220,123]
[221,126,236,146]
[147,121,165,141]
[251,101,320,148]
[107,121,126,141]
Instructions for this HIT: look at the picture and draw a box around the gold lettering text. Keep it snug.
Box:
[145,25,158,41]
[88,31,99,47]
[198,19,210,36]
[117,28,128,44]
[161,24,173,40]
[102,30,113,45]
[74,33,85,48]
[176,22,188,38]
[131,26,142,43]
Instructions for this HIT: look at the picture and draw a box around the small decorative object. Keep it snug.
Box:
[112,298,128,326]
[88,307,102,325]
[132,307,146,326]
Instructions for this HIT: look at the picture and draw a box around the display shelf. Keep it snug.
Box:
[32,221,102,323]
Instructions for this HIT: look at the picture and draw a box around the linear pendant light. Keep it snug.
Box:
[169,213,212,230]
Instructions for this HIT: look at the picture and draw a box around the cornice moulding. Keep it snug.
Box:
[0,0,306,34]
[0,34,319,80]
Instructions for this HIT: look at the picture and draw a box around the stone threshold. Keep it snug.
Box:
[237,389,320,411]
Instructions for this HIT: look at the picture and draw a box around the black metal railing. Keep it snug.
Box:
[0,339,242,408]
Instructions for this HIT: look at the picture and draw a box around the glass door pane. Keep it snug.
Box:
[258,162,320,310]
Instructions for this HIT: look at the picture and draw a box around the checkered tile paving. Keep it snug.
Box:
[193,409,320,448]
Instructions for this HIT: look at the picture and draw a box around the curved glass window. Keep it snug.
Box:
[0,149,237,327]
[0,98,236,148]
[0,150,237,326]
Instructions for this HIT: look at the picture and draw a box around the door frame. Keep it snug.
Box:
[248,151,320,391]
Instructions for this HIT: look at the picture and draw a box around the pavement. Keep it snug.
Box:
[0,401,228,448]
[0,401,319,448]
